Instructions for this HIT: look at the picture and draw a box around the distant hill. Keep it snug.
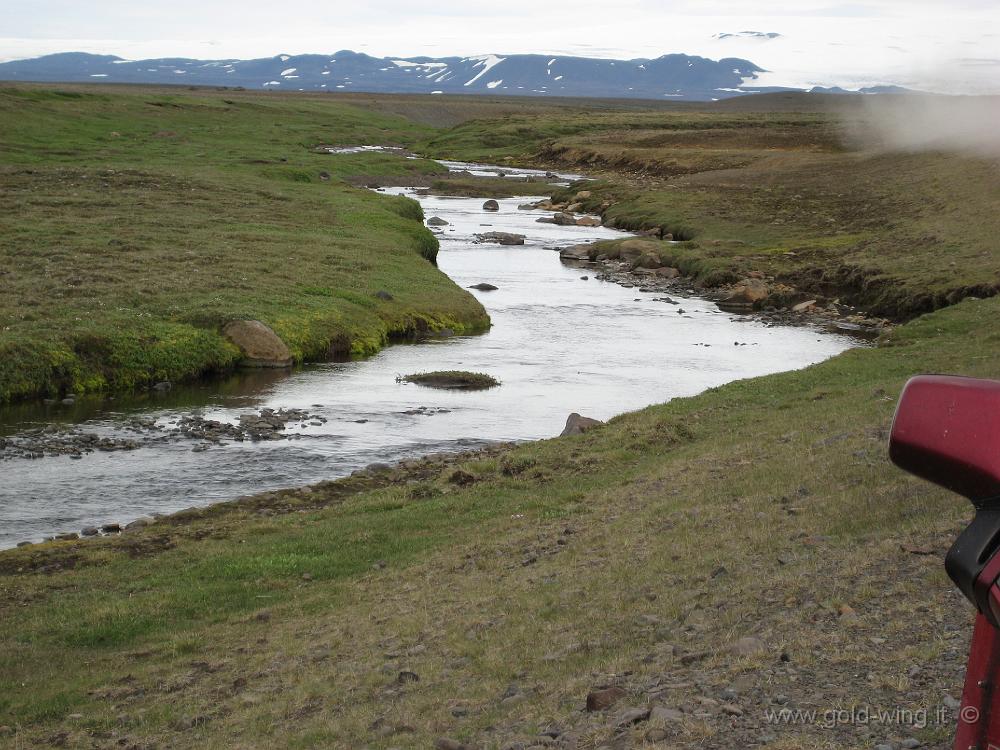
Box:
[0,50,772,101]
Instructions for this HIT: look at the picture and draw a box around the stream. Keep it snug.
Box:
[0,160,860,549]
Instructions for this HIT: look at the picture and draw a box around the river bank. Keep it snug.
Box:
[0,184,855,548]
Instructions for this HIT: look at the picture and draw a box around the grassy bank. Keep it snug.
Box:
[417,99,1000,320]
[0,85,489,403]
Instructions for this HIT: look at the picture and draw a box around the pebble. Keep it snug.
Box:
[649,706,684,722]
[0,406,327,462]
[730,636,767,656]
[615,707,650,726]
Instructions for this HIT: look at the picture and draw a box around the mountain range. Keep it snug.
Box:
[0,50,770,101]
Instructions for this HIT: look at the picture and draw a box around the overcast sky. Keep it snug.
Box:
[2,0,998,92]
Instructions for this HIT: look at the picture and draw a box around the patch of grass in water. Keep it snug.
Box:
[397,370,500,390]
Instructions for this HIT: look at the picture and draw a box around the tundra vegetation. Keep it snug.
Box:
[1,85,1000,748]
[398,371,501,390]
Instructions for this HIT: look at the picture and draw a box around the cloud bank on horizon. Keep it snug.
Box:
[1,0,998,93]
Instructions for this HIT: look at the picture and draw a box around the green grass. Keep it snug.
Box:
[418,105,1000,319]
[398,370,500,389]
[0,291,992,747]
[0,85,488,403]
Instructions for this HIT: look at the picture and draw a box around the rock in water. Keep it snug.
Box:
[426,216,449,226]
[537,211,578,226]
[469,283,499,291]
[482,199,500,211]
[560,413,604,436]
[559,244,593,260]
[222,320,294,368]
[474,232,525,245]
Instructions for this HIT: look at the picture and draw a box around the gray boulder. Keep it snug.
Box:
[222,320,293,368]
[560,413,604,437]
[475,232,525,246]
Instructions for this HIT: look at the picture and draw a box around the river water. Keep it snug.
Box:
[0,163,859,548]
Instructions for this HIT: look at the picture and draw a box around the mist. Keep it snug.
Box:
[846,94,1000,157]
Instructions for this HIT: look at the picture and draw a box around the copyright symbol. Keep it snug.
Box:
[961,705,980,724]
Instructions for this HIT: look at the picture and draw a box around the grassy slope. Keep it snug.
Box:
[0,85,489,403]
[3,91,999,748]
[0,294,990,748]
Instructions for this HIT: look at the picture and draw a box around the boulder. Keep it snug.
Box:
[655,266,681,279]
[469,283,499,291]
[632,253,662,270]
[566,202,583,212]
[124,516,154,531]
[723,279,770,306]
[517,203,537,211]
[574,190,592,200]
[482,199,500,211]
[560,413,604,437]
[586,686,626,712]
[538,212,578,226]
[474,232,525,245]
[792,299,817,313]
[576,216,601,227]
[559,244,593,261]
[426,216,449,226]
[374,290,394,301]
[617,239,661,260]
[222,320,294,368]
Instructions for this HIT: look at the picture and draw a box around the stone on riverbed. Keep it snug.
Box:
[468,283,499,291]
[222,320,293,368]
[559,244,593,261]
[474,232,525,245]
[426,216,449,226]
[537,212,578,226]
[482,199,500,211]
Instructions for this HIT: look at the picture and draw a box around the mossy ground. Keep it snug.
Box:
[399,371,500,390]
[0,85,488,403]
